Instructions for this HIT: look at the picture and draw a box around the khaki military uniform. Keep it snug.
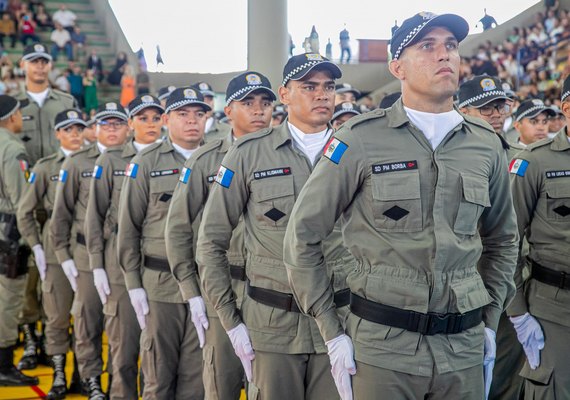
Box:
[196,122,355,400]
[507,130,570,400]
[507,140,526,163]
[0,127,30,348]
[51,143,105,379]
[85,138,141,400]
[117,138,203,400]
[282,100,519,399]
[16,149,74,356]
[166,135,245,400]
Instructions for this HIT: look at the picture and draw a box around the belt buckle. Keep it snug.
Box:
[420,312,451,335]
[559,271,567,289]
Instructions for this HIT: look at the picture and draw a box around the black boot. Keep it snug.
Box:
[86,375,106,400]
[17,323,38,370]
[46,354,67,399]
[37,331,51,367]
[0,346,39,386]
[67,353,87,395]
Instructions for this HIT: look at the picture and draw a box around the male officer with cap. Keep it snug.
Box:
[196,81,231,140]
[166,71,275,399]
[51,102,129,400]
[548,105,565,138]
[331,102,361,130]
[506,76,570,400]
[283,12,518,400]
[157,85,176,109]
[0,95,38,387]
[272,105,287,127]
[510,99,556,160]
[196,52,355,399]
[117,87,209,399]
[85,94,164,400]
[335,83,360,105]
[17,109,85,398]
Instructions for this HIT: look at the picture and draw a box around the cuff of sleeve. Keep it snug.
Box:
[25,236,41,248]
[217,302,242,332]
[179,278,201,301]
[124,270,143,290]
[315,308,344,342]
[482,304,502,332]
[54,247,72,264]
[88,252,104,271]
[506,292,529,317]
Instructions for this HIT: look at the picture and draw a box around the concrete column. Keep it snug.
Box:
[247,0,288,89]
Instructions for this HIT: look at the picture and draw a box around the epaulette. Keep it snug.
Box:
[51,89,75,103]
[343,108,386,129]
[69,145,92,158]
[234,126,274,147]
[192,139,224,161]
[140,140,163,156]
[463,113,495,134]
[106,145,123,153]
[35,152,58,165]
[527,137,553,152]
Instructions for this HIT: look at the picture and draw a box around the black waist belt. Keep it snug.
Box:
[46,210,53,218]
[113,224,118,234]
[76,233,86,246]
[144,256,170,272]
[0,212,15,223]
[532,260,570,290]
[230,265,246,281]
[246,280,350,313]
[350,292,482,335]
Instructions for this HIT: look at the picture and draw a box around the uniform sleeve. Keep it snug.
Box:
[477,143,519,331]
[506,152,539,317]
[165,157,206,300]
[117,156,149,290]
[51,157,79,263]
[4,148,29,209]
[17,163,47,247]
[196,146,249,331]
[85,154,112,270]
[284,129,367,342]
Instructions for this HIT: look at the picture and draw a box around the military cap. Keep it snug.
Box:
[272,105,287,117]
[225,71,276,106]
[0,95,28,120]
[457,75,509,109]
[515,99,556,122]
[550,105,563,115]
[332,102,361,121]
[390,12,468,60]
[379,92,401,108]
[54,109,87,130]
[22,43,52,62]
[561,75,570,102]
[157,85,177,101]
[195,82,215,97]
[94,102,128,122]
[501,82,518,100]
[128,94,164,118]
[335,83,361,97]
[282,53,342,86]
[165,87,211,113]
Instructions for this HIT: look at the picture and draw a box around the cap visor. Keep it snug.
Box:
[290,61,342,83]
[332,110,360,121]
[425,14,469,43]
[167,100,211,113]
[55,120,88,130]
[230,87,277,104]
[471,94,510,108]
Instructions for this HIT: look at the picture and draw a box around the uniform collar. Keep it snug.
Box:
[122,137,138,158]
[24,87,59,101]
[0,127,19,143]
[220,133,233,152]
[496,133,510,150]
[272,117,333,150]
[87,142,101,158]
[57,147,67,161]
[551,128,570,151]
[387,97,466,133]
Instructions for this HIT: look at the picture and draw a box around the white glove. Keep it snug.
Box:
[128,288,150,330]
[188,296,209,348]
[226,323,255,382]
[326,334,356,400]
[61,259,78,292]
[32,244,47,281]
[510,313,545,369]
[483,327,496,400]
[93,268,111,305]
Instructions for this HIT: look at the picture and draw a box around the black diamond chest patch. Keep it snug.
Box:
[265,208,286,222]
[383,206,409,221]
[553,205,570,217]
[159,193,172,202]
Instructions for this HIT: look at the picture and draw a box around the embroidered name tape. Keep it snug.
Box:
[372,160,418,174]
[50,174,59,181]
[509,159,529,177]
[253,167,291,180]
[126,163,138,178]
[179,167,191,184]
[216,165,234,188]
[113,170,126,176]
[324,138,348,164]
[546,170,570,179]
[150,168,179,178]
[207,174,216,183]
[81,170,93,178]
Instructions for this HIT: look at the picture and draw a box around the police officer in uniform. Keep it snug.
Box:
[282,13,518,400]
[85,95,163,400]
[17,109,85,398]
[506,76,570,400]
[196,81,231,140]
[117,87,208,399]
[157,85,176,109]
[0,95,38,387]
[166,71,276,399]
[196,53,355,400]
[509,99,556,160]
[334,83,360,105]
[51,102,129,400]
[331,102,361,130]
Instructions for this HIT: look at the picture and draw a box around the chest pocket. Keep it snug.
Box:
[454,174,490,235]
[149,176,177,209]
[250,175,295,231]
[545,182,570,221]
[370,170,422,232]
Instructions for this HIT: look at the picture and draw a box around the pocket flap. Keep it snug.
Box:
[451,275,492,313]
[41,279,54,293]
[461,174,490,207]
[519,363,553,385]
[103,299,118,317]
[372,170,421,201]
[202,344,214,364]
[70,300,83,317]
[546,184,570,199]
[251,176,294,202]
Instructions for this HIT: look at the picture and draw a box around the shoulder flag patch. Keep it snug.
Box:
[28,172,36,183]
[179,167,191,184]
[323,137,348,164]
[126,163,138,178]
[215,165,234,188]
[59,169,68,183]
[509,159,529,177]
[93,165,103,179]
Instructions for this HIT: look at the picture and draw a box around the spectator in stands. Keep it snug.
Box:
[70,25,85,60]
[107,51,127,85]
[0,12,17,48]
[53,68,69,92]
[18,11,39,45]
[86,48,103,82]
[119,64,135,107]
[33,2,53,30]
[50,22,72,61]
[67,64,83,108]
[1,68,19,96]
[83,68,97,114]
[52,4,76,34]
[0,0,7,12]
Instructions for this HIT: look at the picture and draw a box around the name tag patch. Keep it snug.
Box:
[207,174,216,183]
[150,168,179,178]
[50,174,59,181]
[546,170,570,179]
[372,160,418,174]
[81,170,93,178]
[113,170,126,176]
[253,167,291,180]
